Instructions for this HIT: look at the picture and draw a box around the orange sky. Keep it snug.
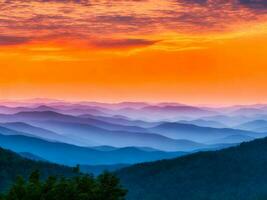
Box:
[1,0,267,105]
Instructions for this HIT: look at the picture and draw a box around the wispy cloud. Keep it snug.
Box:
[0,35,31,46]
[90,38,159,49]
[0,0,267,49]
[239,0,267,9]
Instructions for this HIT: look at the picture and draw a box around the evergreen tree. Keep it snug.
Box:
[97,172,127,200]
[73,165,81,174]
[6,176,26,200]
[1,171,127,200]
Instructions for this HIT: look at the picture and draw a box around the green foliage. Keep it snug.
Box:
[97,172,127,200]
[0,147,126,199]
[1,171,127,200]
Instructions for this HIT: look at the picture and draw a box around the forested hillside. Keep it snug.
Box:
[0,147,78,191]
[117,137,267,200]
[0,147,126,200]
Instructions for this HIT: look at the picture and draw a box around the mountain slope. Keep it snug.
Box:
[0,147,77,191]
[0,134,187,165]
[206,134,254,144]
[19,152,48,162]
[0,122,91,146]
[150,122,263,143]
[115,105,216,121]
[178,119,226,128]
[235,120,267,132]
[0,111,147,133]
[230,108,267,116]
[32,120,205,151]
[117,137,267,200]
[79,114,158,128]
[80,164,129,175]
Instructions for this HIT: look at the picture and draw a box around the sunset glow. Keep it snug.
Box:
[1,0,267,104]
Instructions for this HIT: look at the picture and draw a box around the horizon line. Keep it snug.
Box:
[0,97,266,108]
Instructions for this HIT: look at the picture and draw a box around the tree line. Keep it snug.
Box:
[0,170,127,200]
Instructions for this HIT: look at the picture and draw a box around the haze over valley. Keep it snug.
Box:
[0,98,266,171]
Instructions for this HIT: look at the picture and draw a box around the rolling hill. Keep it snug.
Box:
[0,134,187,165]
[0,111,147,133]
[0,112,249,151]
[117,137,267,200]
[206,134,255,144]
[79,114,158,128]
[80,164,130,175]
[114,105,217,121]
[0,147,78,191]
[0,122,94,146]
[30,120,205,151]
[235,120,267,132]
[150,122,264,143]
[178,119,227,128]
[230,108,267,116]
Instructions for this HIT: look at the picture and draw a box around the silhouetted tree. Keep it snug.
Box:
[97,171,127,200]
[73,165,81,174]
[1,170,127,200]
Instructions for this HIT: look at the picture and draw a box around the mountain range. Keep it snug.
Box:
[1,99,267,199]
[150,122,264,143]
[1,100,267,174]
[235,120,267,132]
[0,133,188,166]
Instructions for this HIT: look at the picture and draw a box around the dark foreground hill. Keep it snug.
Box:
[0,147,78,191]
[117,137,267,200]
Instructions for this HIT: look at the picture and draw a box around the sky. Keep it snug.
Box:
[1,0,267,105]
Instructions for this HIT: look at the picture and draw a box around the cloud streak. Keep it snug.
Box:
[239,0,267,9]
[89,38,159,49]
[0,35,31,46]
[0,0,267,49]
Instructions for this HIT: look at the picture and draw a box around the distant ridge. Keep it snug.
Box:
[150,122,263,143]
[0,133,187,165]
